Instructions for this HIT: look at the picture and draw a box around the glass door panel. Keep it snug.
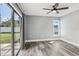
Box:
[0,3,12,56]
[14,12,21,55]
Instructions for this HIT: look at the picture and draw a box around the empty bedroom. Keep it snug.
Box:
[0,3,79,56]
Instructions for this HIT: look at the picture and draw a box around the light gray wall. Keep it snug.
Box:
[24,15,60,40]
[61,10,79,45]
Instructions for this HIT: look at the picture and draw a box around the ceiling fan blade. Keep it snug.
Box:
[57,7,69,10]
[54,3,59,8]
[47,10,53,14]
[43,8,52,10]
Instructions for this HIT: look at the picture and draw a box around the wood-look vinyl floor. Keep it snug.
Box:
[18,40,79,56]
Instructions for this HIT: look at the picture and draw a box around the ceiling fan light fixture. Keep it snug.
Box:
[53,10,56,13]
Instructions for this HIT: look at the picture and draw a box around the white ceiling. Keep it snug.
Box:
[18,3,79,17]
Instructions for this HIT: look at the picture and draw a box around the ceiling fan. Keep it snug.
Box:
[43,3,69,14]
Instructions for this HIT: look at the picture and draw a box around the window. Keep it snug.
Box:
[53,19,61,37]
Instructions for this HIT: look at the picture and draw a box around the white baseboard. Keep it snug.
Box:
[25,37,79,47]
[61,37,79,47]
[25,37,61,42]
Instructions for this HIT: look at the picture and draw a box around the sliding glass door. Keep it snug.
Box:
[0,3,22,56]
[0,3,12,56]
[14,12,21,55]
